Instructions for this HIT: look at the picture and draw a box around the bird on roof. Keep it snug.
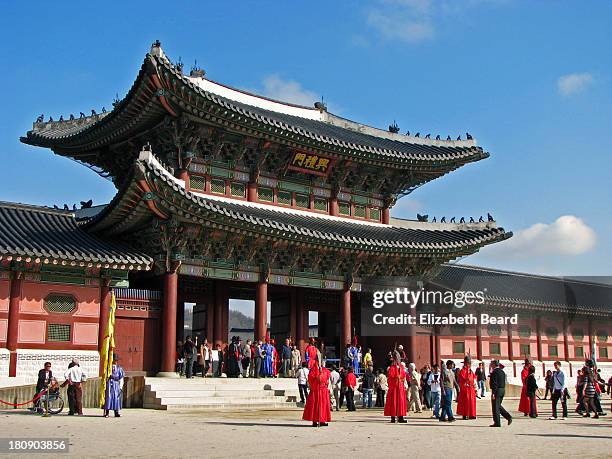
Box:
[53,204,59,209]
[456,135,461,140]
[460,217,465,223]
[432,216,437,222]
[450,217,456,223]
[80,199,93,209]
[466,132,473,140]
[72,204,77,211]
[435,135,440,140]
[405,130,410,136]
[479,216,484,222]
[447,135,451,141]
[487,212,494,222]
[36,114,44,123]
[48,116,54,122]
[63,204,69,210]
[79,112,85,118]
[415,132,420,137]
[69,114,75,120]
[417,213,428,222]
[91,109,97,116]
[101,106,106,113]
[425,134,431,139]
[440,217,446,223]
[59,115,64,122]
[469,217,475,223]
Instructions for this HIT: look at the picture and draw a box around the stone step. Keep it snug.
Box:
[149,390,295,398]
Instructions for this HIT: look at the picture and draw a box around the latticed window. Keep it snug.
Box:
[47,324,71,342]
[520,343,531,357]
[597,330,609,342]
[548,345,558,357]
[599,347,608,359]
[258,187,274,202]
[190,175,206,191]
[338,202,351,216]
[545,327,559,339]
[452,341,465,354]
[489,342,501,355]
[313,198,328,212]
[295,194,310,208]
[210,179,226,195]
[575,346,584,358]
[369,207,381,221]
[572,329,584,340]
[44,294,77,314]
[230,182,246,198]
[354,205,366,218]
[518,326,531,338]
[277,190,292,206]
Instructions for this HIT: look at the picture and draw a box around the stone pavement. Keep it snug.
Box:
[0,398,610,458]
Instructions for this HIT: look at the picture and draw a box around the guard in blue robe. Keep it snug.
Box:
[350,346,360,375]
[103,356,125,417]
[262,342,274,377]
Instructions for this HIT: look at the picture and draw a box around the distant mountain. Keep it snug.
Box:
[229,309,254,330]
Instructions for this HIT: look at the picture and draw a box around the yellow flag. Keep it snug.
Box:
[99,291,117,408]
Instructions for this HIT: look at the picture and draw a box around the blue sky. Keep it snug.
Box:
[1,0,610,277]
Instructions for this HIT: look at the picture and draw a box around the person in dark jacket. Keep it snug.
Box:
[361,367,375,408]
[526,365,538,418]
[34,362,53,412]
[182,336,196,378]
[489,360,512,427]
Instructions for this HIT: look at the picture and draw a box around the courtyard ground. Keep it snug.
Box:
[0,398,610,458]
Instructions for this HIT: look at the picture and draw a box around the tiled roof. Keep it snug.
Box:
[86,151,511,257]
[21,49,488,167]
[0,201,151,269]
[432,264,612,315]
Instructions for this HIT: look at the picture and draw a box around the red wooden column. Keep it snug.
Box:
[296,288,306,356]
[177,169,190,191]
[159,272,178,375]
[98,281,111,375]
[247,182,257,202]
[255,281,268,342]
[213,281,227,347]
[6,271,23,377]
[476,318,483,361]
[536,316,543,362]
[562,318,570,362]
[341,285,351,349]
[206,302,215,343]
[329,196,339,217]
[507,321,514,361]
[289,288,297,343]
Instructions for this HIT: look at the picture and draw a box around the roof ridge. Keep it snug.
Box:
[448,262,612,287]
[0,201,74,217]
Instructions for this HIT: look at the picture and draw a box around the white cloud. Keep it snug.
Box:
[364,0,508,44]
[366,0,435,43]
[261,75,319,107]
[557,73,593,96]
[484,215,597,258]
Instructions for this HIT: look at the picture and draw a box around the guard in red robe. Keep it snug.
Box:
[384,352,407,423]
[271,339,279,377]
[302,361,332,427]
[305,338,318,370]
[456,355,477,419]
[518,359,535,416]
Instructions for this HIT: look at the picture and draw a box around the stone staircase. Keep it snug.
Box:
[143,377,301,410]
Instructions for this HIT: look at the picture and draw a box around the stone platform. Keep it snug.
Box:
[143,376,301,410]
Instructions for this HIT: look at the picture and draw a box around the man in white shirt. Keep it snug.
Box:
[211,345,221,377]
[329,365,341,411]
[296,362,310,404]
[549,361,567,420]
[62,359,87,415]
[427,363,442,419]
